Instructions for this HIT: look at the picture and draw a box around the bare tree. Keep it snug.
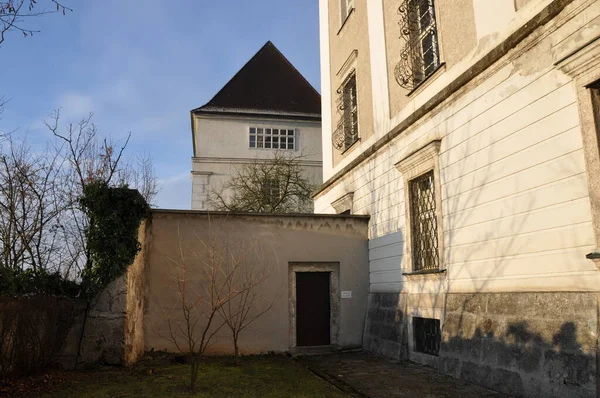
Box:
[163,225,249,392]
[209,152,315,213]
[41,110,159,277]
[117,152,159,207]
[0,0,71,44]
[44,110,132,277]
[217,240,279,363]
[0,136,68,273]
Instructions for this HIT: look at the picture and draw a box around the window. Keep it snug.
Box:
[394,0,441,90]
[332,72,359,152]
[395,141,443,274]
[590,81,600,145]
[341,0,354,22]
[413,317,441,356]
[249,127,296,150]
[409,170,439,271]
[261,178,280,205]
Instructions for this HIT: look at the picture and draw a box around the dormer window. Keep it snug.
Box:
[249,127,296,150]
[394,0,441,90]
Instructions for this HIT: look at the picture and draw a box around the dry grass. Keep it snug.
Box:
[26,355,348,398]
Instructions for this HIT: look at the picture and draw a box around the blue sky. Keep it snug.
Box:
[0,0,321,209]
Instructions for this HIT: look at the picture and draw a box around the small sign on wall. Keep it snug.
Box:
[341,291,352,299]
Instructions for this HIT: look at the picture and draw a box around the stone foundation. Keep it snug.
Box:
[363,293,408,359]
[363,292,599,398]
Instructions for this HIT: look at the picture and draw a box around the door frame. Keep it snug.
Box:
[288,262,340,350]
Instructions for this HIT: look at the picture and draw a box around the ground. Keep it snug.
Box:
[0,352,512,397]
[296,352,509,398]
[0,356,346,398]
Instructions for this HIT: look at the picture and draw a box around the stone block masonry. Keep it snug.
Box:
[363,292,599,398]
[363,293,408,360]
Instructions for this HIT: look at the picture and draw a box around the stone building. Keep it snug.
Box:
[314,0,600,396]
[190,41,323,210]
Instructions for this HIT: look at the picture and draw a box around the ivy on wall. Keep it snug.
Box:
[80,182,151,297]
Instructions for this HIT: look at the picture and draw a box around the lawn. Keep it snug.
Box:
[7,356,348,398]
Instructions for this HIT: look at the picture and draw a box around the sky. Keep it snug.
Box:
[0,0,321,209]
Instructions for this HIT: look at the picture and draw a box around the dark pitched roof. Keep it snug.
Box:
[192,41,321,119]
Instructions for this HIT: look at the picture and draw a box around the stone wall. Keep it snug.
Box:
[78,221,149,366]
[363,291,599,398]
[78,276,128,365]
[441,292,597,398]
[363,293,407,360]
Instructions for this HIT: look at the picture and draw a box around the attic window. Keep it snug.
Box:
[249,127,296,150]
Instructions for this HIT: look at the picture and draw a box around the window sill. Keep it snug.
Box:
[403,268,446,276]
[406,63,446,97]
[337,7,355,35]
[341,137,360,155]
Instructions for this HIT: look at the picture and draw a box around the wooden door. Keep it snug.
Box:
[296,272,331,346]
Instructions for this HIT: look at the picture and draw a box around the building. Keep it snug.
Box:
[315,0,600,396]
[190,41,323,210]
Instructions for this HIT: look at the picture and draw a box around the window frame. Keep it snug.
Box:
[332,70,359,153]
[555,38,600,265]
[342,73,359,150]
[340,0,355,24]
[394,0,442,91]
[395,140,445,275]
[248,127,296,151]
[408,170,439,271]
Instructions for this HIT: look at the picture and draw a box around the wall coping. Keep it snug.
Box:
[152,208,371,220]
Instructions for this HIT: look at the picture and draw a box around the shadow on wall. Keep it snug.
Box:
[439,293,596,397]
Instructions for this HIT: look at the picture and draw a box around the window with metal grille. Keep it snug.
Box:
[413,317,441,356]
[394,0,440,90]
[249,127,296,150]
[333,72,359,152]
[409,170,439,271]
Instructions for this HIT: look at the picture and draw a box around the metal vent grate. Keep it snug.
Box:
[414,317,441,356]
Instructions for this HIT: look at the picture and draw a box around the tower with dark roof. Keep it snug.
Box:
[190,41,322,210]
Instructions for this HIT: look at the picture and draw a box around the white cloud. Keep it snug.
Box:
[55,92,95,122]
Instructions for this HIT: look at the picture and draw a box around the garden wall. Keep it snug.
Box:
[143,210,370,355]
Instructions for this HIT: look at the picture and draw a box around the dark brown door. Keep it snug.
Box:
[296,272,331,346]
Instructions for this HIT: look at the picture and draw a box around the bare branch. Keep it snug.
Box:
[0,0,72,45]
[209,152,315,213]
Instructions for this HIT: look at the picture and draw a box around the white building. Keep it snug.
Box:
[315,0,600,396]
[190,41,323,210]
